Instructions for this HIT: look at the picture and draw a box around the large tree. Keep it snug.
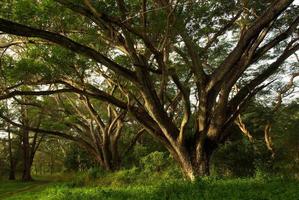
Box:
[40,93,128,171]
[0,0,298,180]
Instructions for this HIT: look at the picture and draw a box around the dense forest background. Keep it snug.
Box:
[1,100,299,179]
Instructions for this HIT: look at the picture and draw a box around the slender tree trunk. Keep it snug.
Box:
[110,126,123,170]
[8,163,16,180]
[8,128,16,180]
[22,128,33,181]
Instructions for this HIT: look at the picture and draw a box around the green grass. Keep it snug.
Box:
[1,175,298,200]
[0,180,49,199]
[0,174,73,199]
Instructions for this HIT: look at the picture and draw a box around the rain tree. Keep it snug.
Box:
[0,0,298,180]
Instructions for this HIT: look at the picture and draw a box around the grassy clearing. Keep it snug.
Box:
[1,174,298,200]
[0,174,75,199]
[0,180,49,199]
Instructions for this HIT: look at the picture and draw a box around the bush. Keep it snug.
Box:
[140,151,168,173]
[212,141,256,177]
[109,167,139,186]
[64,144,95,172]
[64,173,88,187]
[87,167,105,180]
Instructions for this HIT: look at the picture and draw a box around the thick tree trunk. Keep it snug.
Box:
[192,149,213,177]
[170,138,216,181]
[101,134,121,171]
[177,157,196,181]
[176,151,214,181]
[22,160,33,181]
[195,138,216,177]
[22,164,32,181]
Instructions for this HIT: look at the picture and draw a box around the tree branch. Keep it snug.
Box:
[229,42,299,112]
[0,18,138,83]
[207,0,294,92]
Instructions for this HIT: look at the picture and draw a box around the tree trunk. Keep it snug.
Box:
[22,161,33,181]
[176,150,214,181]
[176,156,196,181]
[193,149,213,177]
[195,138,216,177]
[102,135,112,171]
[110,136,121,170]
[8,128,16,180]
[22,129,33,181]
[169,138,216,181]
[8,164,16,180]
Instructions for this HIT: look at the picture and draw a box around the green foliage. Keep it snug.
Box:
[6,58,51,82]
[212,138,280,178]
[56,150,182,188]
[140,151,167,173]
[64,144,95,172]
[212,141,255,177]
[240,101,299,178]
[106,167,140,186]
[87,167,106,180]
[120,132,169,168]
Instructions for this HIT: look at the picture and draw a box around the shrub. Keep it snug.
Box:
[140,151,168,173]
[64,144,95,172]
[87,167,105,180]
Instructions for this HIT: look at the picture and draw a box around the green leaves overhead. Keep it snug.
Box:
[0,0,84,30]
[8,58,51,82]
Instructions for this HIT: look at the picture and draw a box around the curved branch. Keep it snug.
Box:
[254,16,299,62]
[0,89,74,100]
[0,111,90,146]
[207,0,294,91]
[0,18,138,83]
[229,43,299,117]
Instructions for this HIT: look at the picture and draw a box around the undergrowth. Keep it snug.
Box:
[3,172,299,200]
[2,152,299,200]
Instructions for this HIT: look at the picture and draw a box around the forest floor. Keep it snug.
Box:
[0,174,299,200]
[0,180,50,199]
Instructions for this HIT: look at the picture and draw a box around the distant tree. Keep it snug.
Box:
[0,97,45,181]
[40,93,128,171]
